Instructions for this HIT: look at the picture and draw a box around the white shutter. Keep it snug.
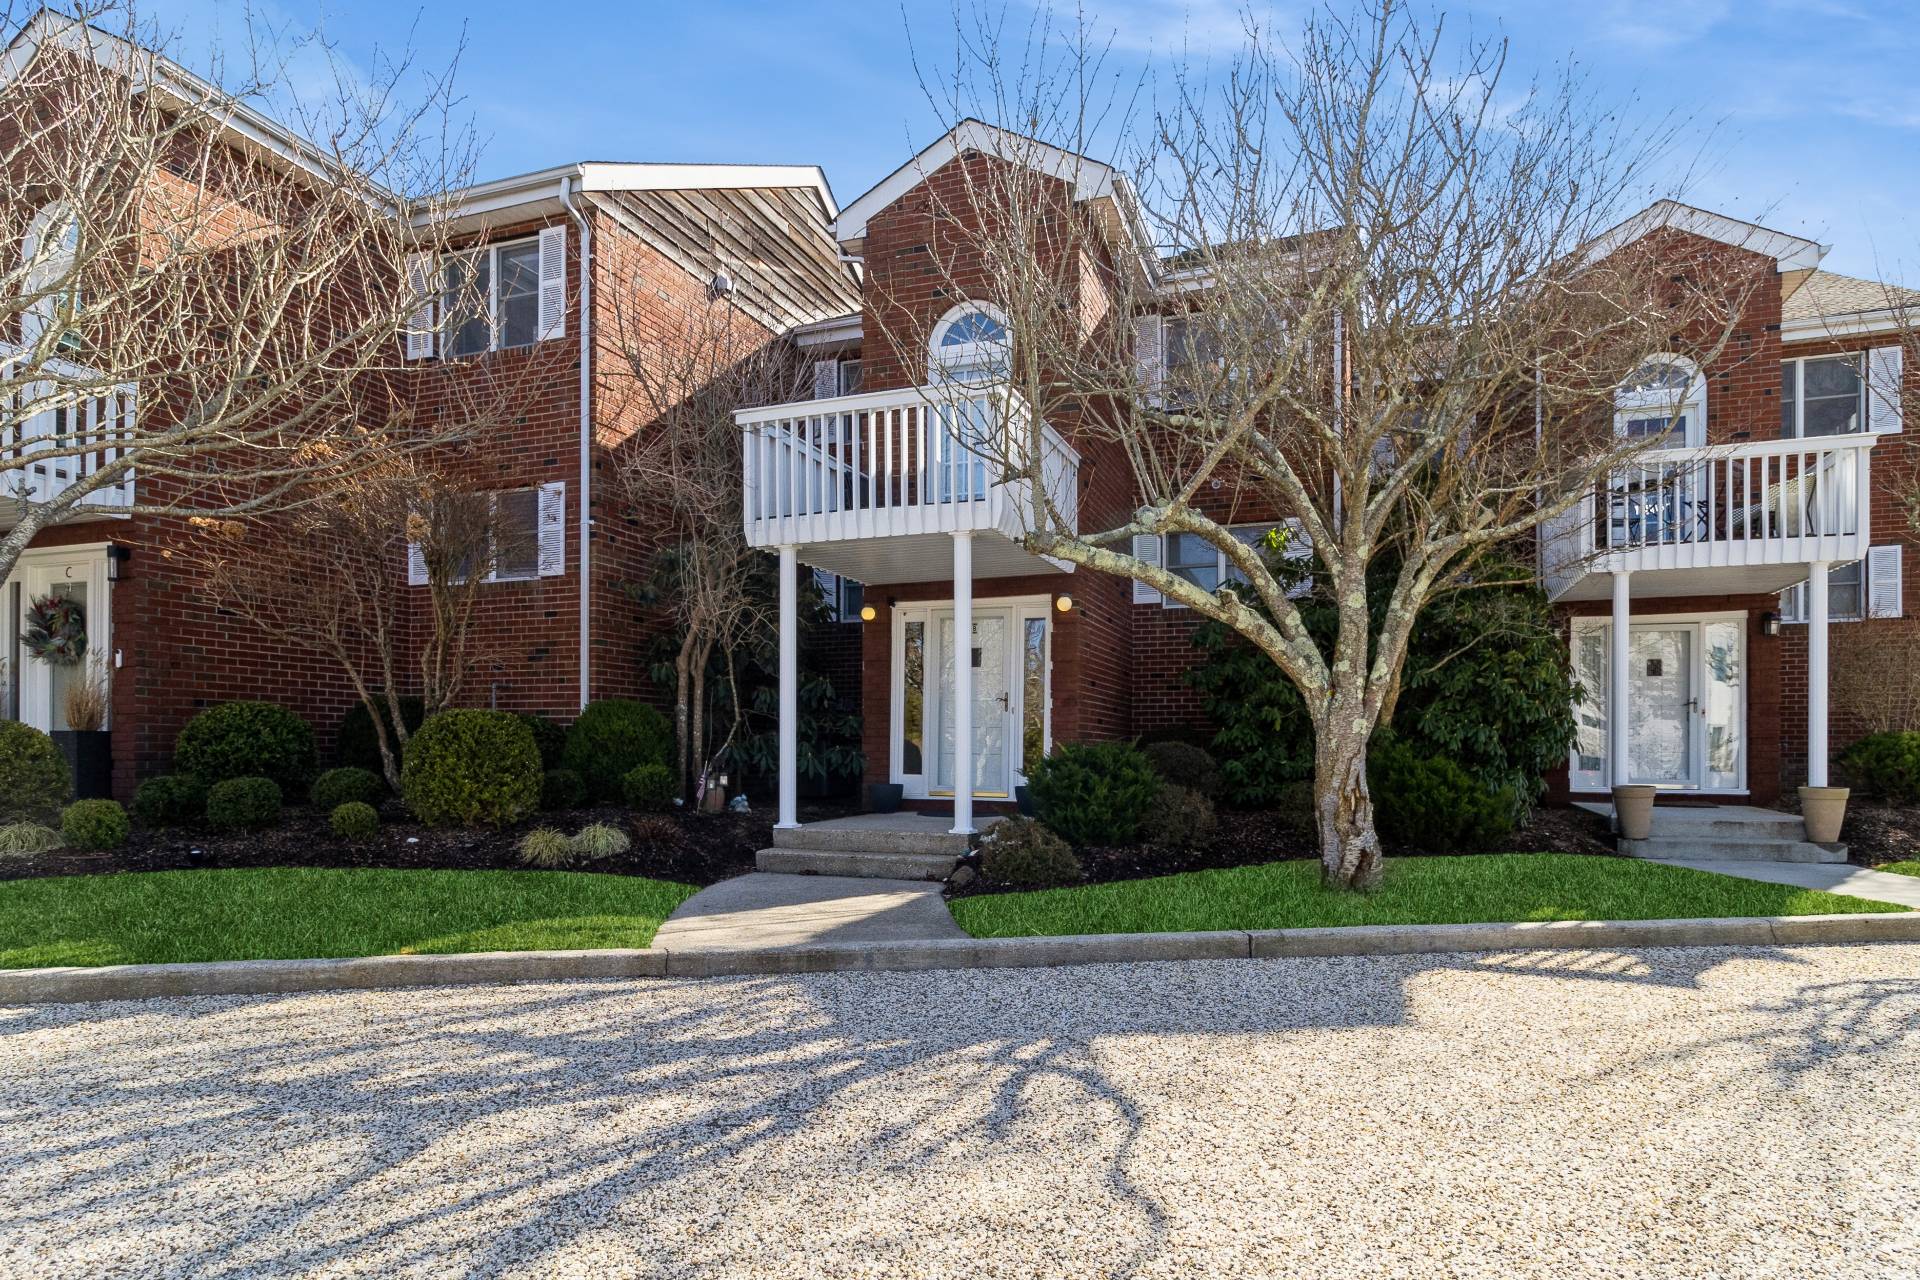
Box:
[1869,345,1903,434]
[812,359,840,400]
[404,252,435,360]
[1868,544,1903,618]
[1132,533,1162,605]
[406,539,427,586]
[537,481,567,577]
[537,225,567,340]
[1133,314,1164,401]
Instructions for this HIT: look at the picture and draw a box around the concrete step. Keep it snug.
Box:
[770,823,972,858]
[1644,812,1808,842]
[755,847,959,881]
[1620,837,1849,864]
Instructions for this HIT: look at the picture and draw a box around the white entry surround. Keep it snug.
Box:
[1570,606,1748,793]
[1,542,115,732]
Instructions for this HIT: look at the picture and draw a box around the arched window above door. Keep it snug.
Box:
[928,302,1010,384]
[1615,354,1704,449]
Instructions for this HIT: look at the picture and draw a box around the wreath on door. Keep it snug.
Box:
[23,594,87,666]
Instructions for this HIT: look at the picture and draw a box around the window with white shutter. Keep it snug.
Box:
[406,538,427,586]
[537,225,567,340]
[1131,532,1162,604]
[1868,544,1903,617]
[1133,314,1164,402]
[404,252,435,360]
[1780,559,1867,623]
[537,481,567,577]
[1869,345,1904,434]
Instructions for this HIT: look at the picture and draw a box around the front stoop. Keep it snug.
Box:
[1598,804,1849,864]
[756,813,999,880]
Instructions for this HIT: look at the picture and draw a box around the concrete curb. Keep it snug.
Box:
[7,912,1920,1006]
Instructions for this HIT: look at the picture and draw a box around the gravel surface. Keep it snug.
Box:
[4,944,1920,1279]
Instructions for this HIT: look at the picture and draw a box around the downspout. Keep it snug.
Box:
[559,174,593,711]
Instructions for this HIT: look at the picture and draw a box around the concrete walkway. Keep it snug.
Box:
[1655,858,1920,909]
[652,872,967,952]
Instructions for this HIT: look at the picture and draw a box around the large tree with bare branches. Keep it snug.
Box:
[0,0,474,586]
[884,1,1763,887]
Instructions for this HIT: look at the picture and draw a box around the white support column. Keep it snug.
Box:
[1808,560,1830,788]
[951,531,976,835]
[776,544,799,830]
[1610,571,1631,789]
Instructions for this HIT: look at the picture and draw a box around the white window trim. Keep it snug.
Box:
[1779,545,1902,623]
[889,594,1052,800]
[1780,351,1868,439]
[1614,354,1705,448]
[1779,560,1864,624]
[1150,522,1309,610]
[442,234,544,358]
[406,482,565,586]
[928,301,1011,384]
[1567,611,1749,795]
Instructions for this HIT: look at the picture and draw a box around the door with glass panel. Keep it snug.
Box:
[934,609,1012,797]
[15,562,95,732]
[1627,627,1694,785]
[901,601,1051,798]
[1570,618,1743,792]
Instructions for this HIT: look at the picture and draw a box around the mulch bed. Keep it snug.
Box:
[0,801,858,887]
[1832,802,1920,867]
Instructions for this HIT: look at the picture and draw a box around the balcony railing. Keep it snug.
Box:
[1,353,137,517]
[1543,434,1876,595]
[737,383,1078,550]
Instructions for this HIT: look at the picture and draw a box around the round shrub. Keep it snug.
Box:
[310,766,385,812]
[176,701,315,792]
[1025,741,1161,845]
[401,709,541,828]
[541,767,587,812]
[572,822,631,860]
[1367,733,1513,852]
[1841,731,1920,804]
[336,695,425,773]
[1142,740,1222,799]
[622,762,675,812]
[563,699,672,801]
[205,776,283,831]
[60,799,129,852]
[0,721,71,822]
[329,801,379,840]
[1140,784,1218,847]
[132,773,207,827]
[518,827,576,868]
[978,818,1082,887]
[517,713,568,770]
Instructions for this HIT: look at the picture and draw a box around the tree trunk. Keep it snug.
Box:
[672,632,695,797]
[1314,729,1384,890]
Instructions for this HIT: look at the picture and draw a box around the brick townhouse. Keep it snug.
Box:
[4,14,1914,823]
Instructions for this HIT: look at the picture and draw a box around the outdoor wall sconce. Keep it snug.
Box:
[106,544,131,581]
[1055,594,1073,613]
[1760,611,1780,637]
[859,605,877,622]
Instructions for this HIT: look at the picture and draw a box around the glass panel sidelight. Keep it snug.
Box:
[1021,616,1047,779]
[902,620,925,776]
[1628,628,1693,785]
[1703,620,1743,790]
[1572,628,1607,787]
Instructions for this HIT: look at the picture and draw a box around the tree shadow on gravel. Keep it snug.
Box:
[0,943,1794,1278]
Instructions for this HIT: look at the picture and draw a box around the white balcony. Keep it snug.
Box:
[737,383,1079,584]
[1543,435,1877,601]
[0,354,137,529]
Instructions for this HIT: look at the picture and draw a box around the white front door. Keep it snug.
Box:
[1627,627,1694,785]
[935,608,1012,797]
[895,596,1052,800]
[6,548,111,733]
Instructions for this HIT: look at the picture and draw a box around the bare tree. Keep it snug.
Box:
[603,288,803,800]
[885,1,1762,887]
[0,0,477,585]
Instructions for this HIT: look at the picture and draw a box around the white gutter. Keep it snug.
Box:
[559,176,594,711]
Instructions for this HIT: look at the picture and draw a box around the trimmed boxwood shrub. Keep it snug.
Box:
[541,767,587,812]
[1025,741,1161,846]
[978,818,1082,886]
[1840,731,1920,804]
[1367,732,1514,851]
[176,701,315,791]
[311,766,385,812]
[563,699,672,801]
[402,709,541,828]
[517,713,568,770]
[61,799,129,851]
[1140,784,1218,847]
[330,801,379,840]
[132,773,208,827]
[1142,741,1222,799]
[206,777,283,831]
[0,721,71,822]
[336,695,425,773]
[622,762,675,812]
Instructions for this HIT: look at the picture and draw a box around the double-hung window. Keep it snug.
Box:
[1153,523,1303,604]
[1781,354,1866,437]
[443,239,542,357]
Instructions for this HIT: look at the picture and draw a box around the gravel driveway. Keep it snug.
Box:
[4,944,1920,1279]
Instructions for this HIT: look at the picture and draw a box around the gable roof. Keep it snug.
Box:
[1580,199,1828,272]
[1782,269,1920,323]
[831,119,1157,283]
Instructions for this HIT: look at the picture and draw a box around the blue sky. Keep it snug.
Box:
[143,0,1920,281]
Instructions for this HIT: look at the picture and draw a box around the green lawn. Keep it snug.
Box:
[951,854,1907,938]
[0,867,699,969]
[1876,861,1920,878]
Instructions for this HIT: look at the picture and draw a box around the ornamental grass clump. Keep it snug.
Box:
[571,822,631,860]
[0,822,63,857]
[517,827,577,869]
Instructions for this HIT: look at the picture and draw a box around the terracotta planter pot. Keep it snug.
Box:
[1799,786,1850,844]
[1611,784,1657,840]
